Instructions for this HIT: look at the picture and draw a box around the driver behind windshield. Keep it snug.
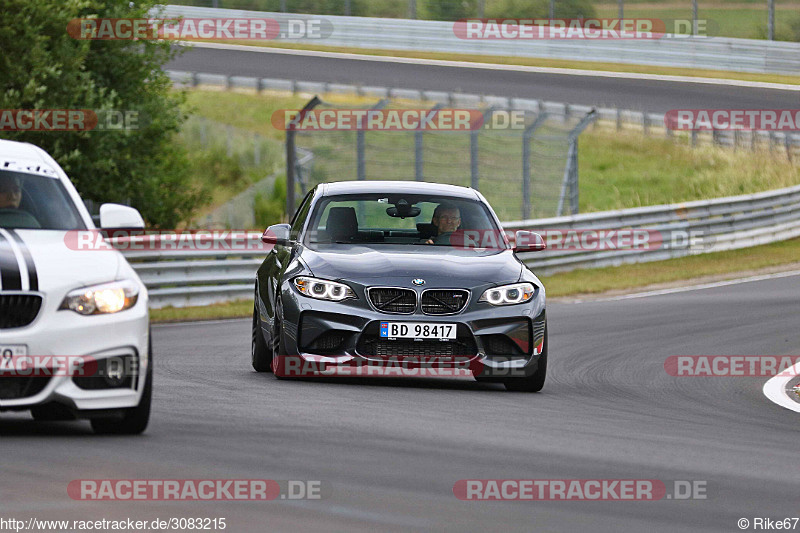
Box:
[424,203,461,245]
[0,174,22,209]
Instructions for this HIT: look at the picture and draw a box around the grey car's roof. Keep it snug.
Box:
[321,180,479,199]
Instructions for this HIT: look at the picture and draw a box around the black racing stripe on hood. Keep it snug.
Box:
[9,230,37,291]
[0,231,22,291]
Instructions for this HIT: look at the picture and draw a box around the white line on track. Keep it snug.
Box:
[763,363,800,413]
[185,41,800,91]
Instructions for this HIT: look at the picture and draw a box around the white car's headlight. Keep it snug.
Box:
[479,282,536,306]
[293,276,356,301]
[60,280,139,315]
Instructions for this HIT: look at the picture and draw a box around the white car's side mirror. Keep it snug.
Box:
[99,203,145,229]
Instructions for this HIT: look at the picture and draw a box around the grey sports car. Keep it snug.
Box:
[252,181,548,392]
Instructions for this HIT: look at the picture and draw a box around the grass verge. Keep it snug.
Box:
[541,237,800,298]
[150,237,800,322]
[151,298,253,323]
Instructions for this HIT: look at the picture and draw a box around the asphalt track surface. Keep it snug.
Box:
[166,46,800,112]
[2,274,798,532]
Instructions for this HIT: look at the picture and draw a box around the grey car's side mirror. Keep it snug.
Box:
[262,223,293,246]
[99,203,145,229]
[513,231,546,253]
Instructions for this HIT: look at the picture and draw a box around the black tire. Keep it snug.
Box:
[503,326,547,393]
[252,304,273,372]
[91,338,152,435]
[270,302,292,380]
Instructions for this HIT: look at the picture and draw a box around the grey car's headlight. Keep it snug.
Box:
[479,282,536,306]
[293,276,356,301]
[60,280,139,315]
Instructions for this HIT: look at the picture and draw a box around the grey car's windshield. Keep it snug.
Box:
[0,170,86,230]
[305,193,506,248]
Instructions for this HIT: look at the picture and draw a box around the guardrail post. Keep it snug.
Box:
[286,96,320,219]
[357,99,388,182]
[642,112,649,136]
[522,112,549,220]
[557,109,596,216]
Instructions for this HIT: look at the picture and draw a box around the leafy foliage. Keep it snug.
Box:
[0,0,205,227]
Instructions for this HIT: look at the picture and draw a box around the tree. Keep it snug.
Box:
[0,0,204,227]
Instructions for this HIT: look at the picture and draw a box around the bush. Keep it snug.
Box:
[254,176,287,228]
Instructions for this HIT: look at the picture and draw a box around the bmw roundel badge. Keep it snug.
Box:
[412,278,425,286]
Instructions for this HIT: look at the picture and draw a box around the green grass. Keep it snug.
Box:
[578,129,800,212]
[595,2,800,40]
[541,237,800,297]
[150,299,253,322]
[149,237,800,322]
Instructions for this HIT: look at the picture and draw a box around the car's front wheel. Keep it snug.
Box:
[503,326,547,393]
[90,339,152,435]
[252,304,273,373]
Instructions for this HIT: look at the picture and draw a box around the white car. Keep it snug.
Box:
[0,139,151,434]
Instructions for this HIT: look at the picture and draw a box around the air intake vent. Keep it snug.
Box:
[367,287,417,314]
[421,290,469,315]
[0,377,50,399]
[0,294,42,329]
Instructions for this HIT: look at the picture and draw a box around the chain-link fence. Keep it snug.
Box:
[179,115,282,228]
[287,97,596,220]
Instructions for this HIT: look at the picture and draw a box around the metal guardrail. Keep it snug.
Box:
[126,183,800,308]
[159,5,800,75]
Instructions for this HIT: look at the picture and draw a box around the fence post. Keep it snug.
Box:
[470,108,496,190]
[785,134,793,163]
[416,103,443,181]
[642,112,649,136]
[286,96,320,219]
[521,112,549,220]
[357,99,388,181]
[557,109,596,216]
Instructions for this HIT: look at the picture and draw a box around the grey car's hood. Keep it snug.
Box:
[301,245,522,287]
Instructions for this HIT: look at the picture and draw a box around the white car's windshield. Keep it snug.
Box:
[0,170,86,230]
